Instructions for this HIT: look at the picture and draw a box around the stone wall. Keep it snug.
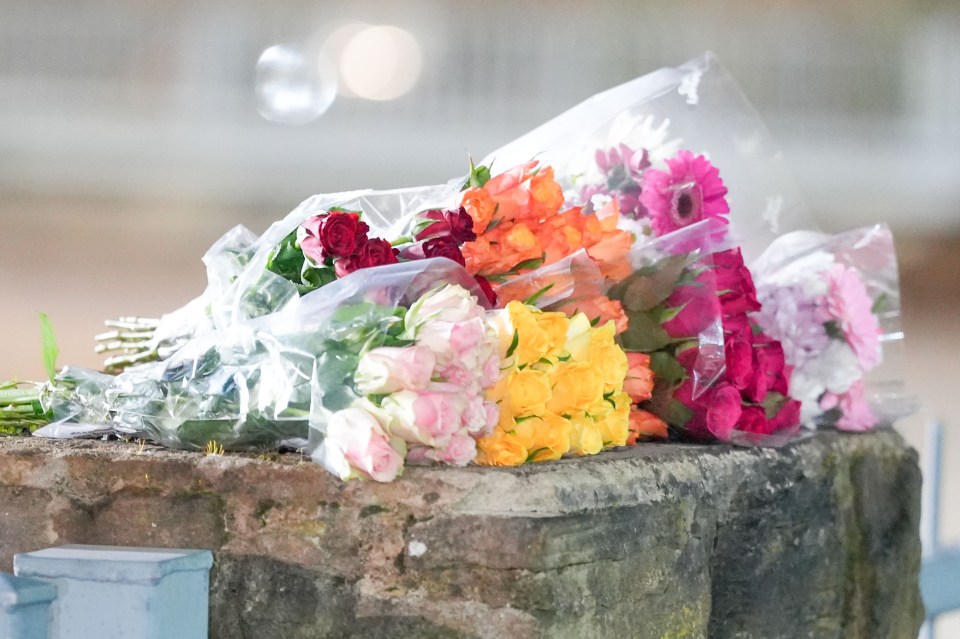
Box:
[0,431,923,638]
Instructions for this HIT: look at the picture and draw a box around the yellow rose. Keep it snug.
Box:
[588,321,629,393]
[506,368,552,417]
[547,361,605,415]
[533,311,569,356]
[595,392,631,448]
[564,312,593,361]
[506,302,568,366]
[476,432,528,466]
[568,413,603,456]
[520,412,572,462]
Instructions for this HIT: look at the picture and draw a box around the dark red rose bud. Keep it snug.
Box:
[414,207,477,243]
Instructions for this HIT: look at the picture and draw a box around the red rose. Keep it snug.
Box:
[712,249,760,315]
[334,237,398,277]
[746,340,788,403]
[415,207,477,244]
[767,398,801,432]
[704,382,743,441]
[322,211,368,258]
[474,275,498,308]
[661,270,722,338]
[724,331,754,392]
[358,238,399,268]
[737,406,771,435]
[301,211,369,262]
[399,236,466,266]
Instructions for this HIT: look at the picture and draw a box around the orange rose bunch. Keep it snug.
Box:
[460,161,634,284]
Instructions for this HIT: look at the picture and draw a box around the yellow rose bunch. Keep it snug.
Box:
[476,301,632,466]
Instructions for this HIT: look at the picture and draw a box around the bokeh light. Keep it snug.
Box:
[336,25,423,101]
[255,43,337,125]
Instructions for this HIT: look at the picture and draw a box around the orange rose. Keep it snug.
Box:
[627,409,668,445]
[526,166,564,221]
[586,230,634,281]
[462,187,497,234]
[623,352,655,403]
[553,295,628,335]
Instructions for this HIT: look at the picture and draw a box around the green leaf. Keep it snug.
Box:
[653,302,685,324]
[871,292,888,315]
[644,386,693,428]
[824,320,846,341]
[619,312,672,352]
[511,255,545,273]
[464,157,492,190]
[266,228,307,285]
[607,254,688,312]
[523,283,555,307]
[506,330,520,358]
[38,312,59,382]
[526,447,549,462]
[649,351,688,388]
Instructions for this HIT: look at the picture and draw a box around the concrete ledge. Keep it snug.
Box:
[0,431,923,638]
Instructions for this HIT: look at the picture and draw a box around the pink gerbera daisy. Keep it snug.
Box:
[825,263,882,371]
[640,150,730,236]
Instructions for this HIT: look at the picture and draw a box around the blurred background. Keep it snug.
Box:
[1,0,958,630]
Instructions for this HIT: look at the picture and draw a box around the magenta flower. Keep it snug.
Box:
[641,151,730,236]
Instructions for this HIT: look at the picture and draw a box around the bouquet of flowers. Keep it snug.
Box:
[751,224,908,430]
[1,53,911,483]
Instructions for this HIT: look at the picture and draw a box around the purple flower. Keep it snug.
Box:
[755,283,830,370]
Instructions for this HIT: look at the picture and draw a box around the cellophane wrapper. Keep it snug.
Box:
[751,224,914,429]
[467,52,818,263]
[39,228,487,450]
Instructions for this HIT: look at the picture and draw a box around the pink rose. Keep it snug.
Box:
[434,433,478,466]
[417,317,494,372]
[380,389,466,446]
[313,407,404,482]
[354,345,436,395]
[461,396,499,436]
[404,434,478,467]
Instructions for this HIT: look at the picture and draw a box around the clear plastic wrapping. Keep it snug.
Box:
[751,224,913,430]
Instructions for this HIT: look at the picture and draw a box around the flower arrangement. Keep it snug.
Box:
[1,54,909,484]
[752,227,894,431]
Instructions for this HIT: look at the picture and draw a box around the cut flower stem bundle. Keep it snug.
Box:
[1,53,912,482]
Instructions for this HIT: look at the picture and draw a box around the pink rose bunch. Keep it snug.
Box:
[673,249,801,443]
[321,284,500,481]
